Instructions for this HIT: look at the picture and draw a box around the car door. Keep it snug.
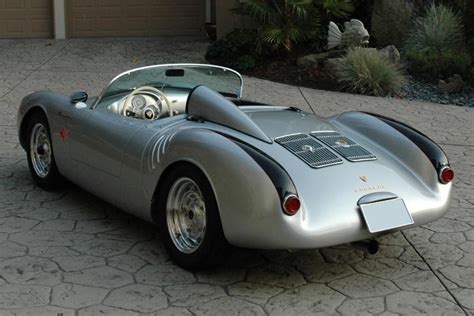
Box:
[68,105,143,206]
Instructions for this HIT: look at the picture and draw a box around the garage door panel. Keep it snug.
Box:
[31,18,50,33]
[71,0,96,8]
[126,18,147,31]
[127,0,150,6]
[100,0,122,7]
[5,0,24,9]
[0,0,53,38]
[72,18,96,33]
[30,0,50,9]
[98,9,123,18]
[148,7,200,16]
[6,19,26,34]
[68,0,205,37]
[70,0,120,9]
[99,18,123,32]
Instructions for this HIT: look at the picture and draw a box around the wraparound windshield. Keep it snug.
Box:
[95,64,243,107]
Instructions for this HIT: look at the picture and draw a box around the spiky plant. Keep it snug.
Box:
[404,4,471,78]
[239,0,321,52]
[335,47,406,96]
[404,4,464,53]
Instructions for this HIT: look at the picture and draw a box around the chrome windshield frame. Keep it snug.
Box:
[92,63,244,109]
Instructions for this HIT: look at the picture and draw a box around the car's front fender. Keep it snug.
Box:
[17,91,71,174]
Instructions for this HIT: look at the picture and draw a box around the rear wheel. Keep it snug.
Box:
[157,164,230,270]
[25,113,63,190]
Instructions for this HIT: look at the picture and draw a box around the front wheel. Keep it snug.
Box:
[25,113,63,190]
[157,164,230,270]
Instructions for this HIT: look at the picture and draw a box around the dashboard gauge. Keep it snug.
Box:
[131,95,146,109]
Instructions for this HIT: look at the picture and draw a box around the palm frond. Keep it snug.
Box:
[286,0,313,19]
[323,0,354,18]
[240,0,321,52]
[239,0,275,22]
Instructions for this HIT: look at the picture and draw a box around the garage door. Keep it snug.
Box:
[67,0,205,37]
[0,0,53,38]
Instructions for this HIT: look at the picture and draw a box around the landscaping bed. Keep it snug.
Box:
[206,0,473,108]
[209,56,474,108]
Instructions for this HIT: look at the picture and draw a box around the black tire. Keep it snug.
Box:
[25,112,63,190]
[157,164,231,270]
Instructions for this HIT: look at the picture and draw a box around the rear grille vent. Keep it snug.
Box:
[311,131,376,162]
[275,133,343,168]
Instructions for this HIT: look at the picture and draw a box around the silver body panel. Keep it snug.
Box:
[17,67,452,250]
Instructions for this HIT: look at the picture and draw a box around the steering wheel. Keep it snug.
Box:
[122,86,174,119]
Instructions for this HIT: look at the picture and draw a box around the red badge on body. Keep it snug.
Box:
[59,127,69,141]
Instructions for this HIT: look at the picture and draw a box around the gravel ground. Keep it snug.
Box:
[401,77,474,107]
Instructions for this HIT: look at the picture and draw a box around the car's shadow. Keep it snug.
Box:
[4,161,405,284]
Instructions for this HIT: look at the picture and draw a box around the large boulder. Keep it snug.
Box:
[438,74,465,94]
[378,45,401,64]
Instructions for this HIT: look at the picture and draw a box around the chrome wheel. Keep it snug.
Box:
[29,123,51,178]
[166,177,207,254]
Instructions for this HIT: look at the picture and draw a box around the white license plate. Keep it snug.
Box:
[360,198,414,233]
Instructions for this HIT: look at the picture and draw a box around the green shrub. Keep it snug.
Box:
[403,4,471,78]
[235,55,257,70]
[238,0,321,52]
[371,0,412,48]
[405,49,472,78]
[335,47,406,96]
[405,4,464,53]
[205,29,259,71]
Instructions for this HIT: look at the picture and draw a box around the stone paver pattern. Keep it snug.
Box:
[0,38,472,315]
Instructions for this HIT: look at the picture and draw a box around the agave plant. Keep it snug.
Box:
[404,4,471,78]
[239,0,321,52]
[405,4,464,53]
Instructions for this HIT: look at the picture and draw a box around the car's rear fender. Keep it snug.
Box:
[330,111,443,190]
[361,112,449,171]
[142,128,302,247]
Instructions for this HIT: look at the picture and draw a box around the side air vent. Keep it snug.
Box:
[275,133,343,168]
[311,131,376,162]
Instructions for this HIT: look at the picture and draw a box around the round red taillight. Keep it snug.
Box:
[283,195,301,215]
[439,166,454,184]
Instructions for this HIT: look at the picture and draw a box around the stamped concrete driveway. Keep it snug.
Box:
[0,38,473,315]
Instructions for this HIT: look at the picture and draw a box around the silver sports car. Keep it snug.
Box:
[17,64,454,269]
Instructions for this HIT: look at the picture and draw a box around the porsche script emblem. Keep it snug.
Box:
[359,176,367,182]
